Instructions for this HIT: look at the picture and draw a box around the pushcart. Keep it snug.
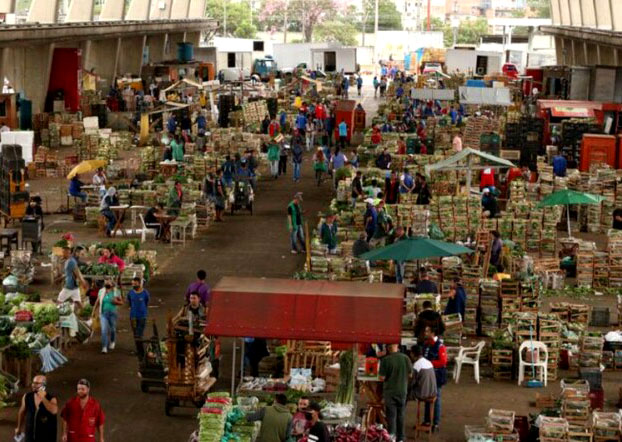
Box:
[164,315,217,416]
[230,178,254,216]
[136,321,166,393]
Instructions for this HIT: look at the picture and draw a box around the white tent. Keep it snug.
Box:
[425,148,516,192]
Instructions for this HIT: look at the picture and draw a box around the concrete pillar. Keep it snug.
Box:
[83,39,118,87]
[166,32,186,58]
[170,0,189,19]
[0,0,15,13]
[99,0,125,20]
[551,0,561,25]
[569,0,582,26]
[599,46,615,65]
[150,0,172,19]
[555,37,566,64]
[118,36,146,76]
[559,0,571,26]
[26,0,59,23]
[594,0,612,29]
[66,0,94,22]
[579,0,596,26]
[126,0,150,20]
[188,0,206,18]
[22,43,55,114]
[185,31,201,47]
[611,0,622,32]
[146,34,166,64]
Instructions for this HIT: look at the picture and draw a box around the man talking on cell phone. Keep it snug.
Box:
[15,374,58,442]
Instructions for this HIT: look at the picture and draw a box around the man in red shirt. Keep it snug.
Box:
[61,379,105,442]
[422,326,447,432]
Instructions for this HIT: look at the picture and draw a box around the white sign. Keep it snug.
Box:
[458,87,512,106]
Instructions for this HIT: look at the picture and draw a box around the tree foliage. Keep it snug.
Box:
[206,0,257,38]
[315,20,358,46]
[430,17,489,48]
[361,0,402,31]
[258,0,349,42]
[527,0,550,18]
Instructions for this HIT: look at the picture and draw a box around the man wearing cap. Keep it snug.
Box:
[61,379,105,442]
[320,212,338,254]
[58,246,86,311]
[364,198,378,243]
[287,193,305,254]
[481,188,498,218]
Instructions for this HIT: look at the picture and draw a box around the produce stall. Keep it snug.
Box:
[205,277,404,424]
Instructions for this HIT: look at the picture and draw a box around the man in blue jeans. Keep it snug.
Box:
[287,193,305,254]
[68,175,87,203]
[292,139,303,182]
[127,276,150,355]
[422,325,447,432]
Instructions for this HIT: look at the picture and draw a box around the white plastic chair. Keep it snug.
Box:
[517,340,548,387]
[453,341,486,384]
[138,213,158,243]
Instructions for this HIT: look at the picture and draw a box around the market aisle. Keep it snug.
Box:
[0,155,333,442]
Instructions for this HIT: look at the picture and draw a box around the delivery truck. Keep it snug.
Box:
[445,48,503,76]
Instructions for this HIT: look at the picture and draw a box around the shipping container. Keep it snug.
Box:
[445,49,503,76]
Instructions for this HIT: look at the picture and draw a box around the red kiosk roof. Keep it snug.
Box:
[205,277,404,344]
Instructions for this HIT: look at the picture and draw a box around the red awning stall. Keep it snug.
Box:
[205,277,404,344]
[205,277,404,395]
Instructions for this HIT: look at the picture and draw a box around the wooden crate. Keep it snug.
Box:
[536,392,556,409]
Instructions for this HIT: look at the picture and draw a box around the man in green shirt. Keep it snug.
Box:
[287,192,305,254]
[246,393,292,442]
[379,343,413,442]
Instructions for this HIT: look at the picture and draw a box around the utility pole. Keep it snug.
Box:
[426,0,430,31]
[373,0,378,64]
[284,0,288,43]
[223,0,227,35]
[301,0,305,42]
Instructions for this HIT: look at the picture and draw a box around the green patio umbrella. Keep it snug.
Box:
[536,189,604,237]
[359,237,474,262]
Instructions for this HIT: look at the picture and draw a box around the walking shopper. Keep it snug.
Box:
[185,270,211,307]
[278,141,289,176]
[93,279,123,354]
[61,379,105,442]
[292,138,304,182]
[373,76,379,97]
[356,75,363,97]
[379,343,412,442]
[127,276,150,354]
[267,141,280,179]
[246,393,292,442]
[57,246,86,311]
[312,148,327,186]
[287,193,306,254]
[99,187,118,237]
[422,326,447,431]
[351,170,364,208]
[15,374,58,442]
[490,230,504,272]
[364,198,378,243]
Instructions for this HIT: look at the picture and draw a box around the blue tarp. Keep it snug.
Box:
[466,79,486,88]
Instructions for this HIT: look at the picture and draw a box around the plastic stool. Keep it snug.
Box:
[415,397,436,439]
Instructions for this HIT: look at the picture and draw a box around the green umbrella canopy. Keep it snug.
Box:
[360,237,474,261]
[536,189,604,208]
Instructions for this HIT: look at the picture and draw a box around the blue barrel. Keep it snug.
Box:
[177,42,194,63]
